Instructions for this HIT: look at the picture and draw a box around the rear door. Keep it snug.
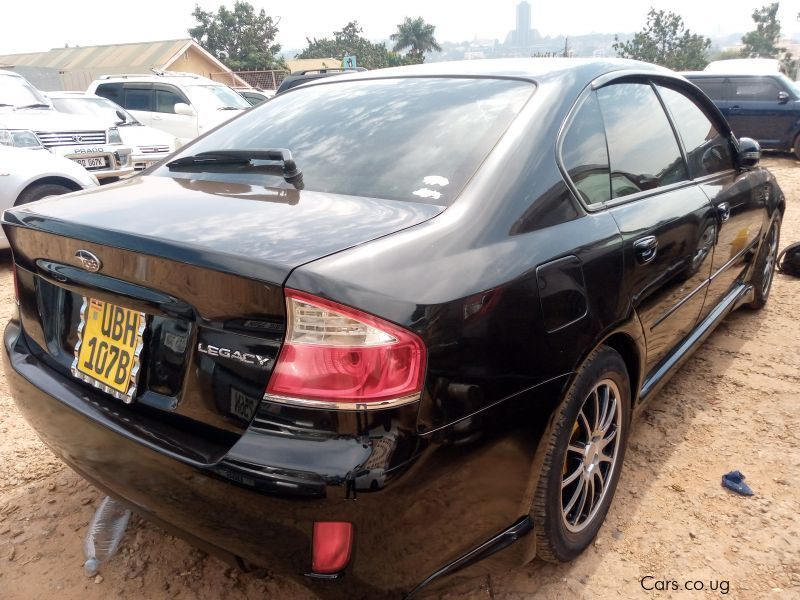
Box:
[595,81,717,373]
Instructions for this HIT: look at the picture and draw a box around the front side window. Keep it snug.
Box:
[731,77,782,101]
[657,85,734,178]
[155,77,534,205]
[95,83,123,103]
[155,89,183,114]
[597,83,688,199]
[560,92,610,205]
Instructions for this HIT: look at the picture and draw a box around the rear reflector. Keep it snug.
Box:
[312,521,354,574]
[265,289,426,409]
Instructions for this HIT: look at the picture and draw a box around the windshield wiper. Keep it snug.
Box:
[0,103,13,107]
[218,106,242,110]
[15,103,50,110]
[166,148,303,186]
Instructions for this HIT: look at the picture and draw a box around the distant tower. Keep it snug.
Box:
[515,1,531,47]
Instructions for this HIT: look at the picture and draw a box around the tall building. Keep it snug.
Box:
[515,1,532,47]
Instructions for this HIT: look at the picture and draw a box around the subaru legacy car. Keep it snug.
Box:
[3,59,783,596]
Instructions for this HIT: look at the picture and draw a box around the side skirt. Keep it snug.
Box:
[636,282,753,412]
[404,516,533,598]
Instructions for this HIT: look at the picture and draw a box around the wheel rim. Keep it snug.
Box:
[561,379,623,533]
[761,223,778,297]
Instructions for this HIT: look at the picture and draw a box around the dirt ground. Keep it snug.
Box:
[1,157,799,600]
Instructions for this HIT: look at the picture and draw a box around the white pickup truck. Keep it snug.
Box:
[0,70,133,182]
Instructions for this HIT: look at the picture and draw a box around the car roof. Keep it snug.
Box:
[280,58,672,92]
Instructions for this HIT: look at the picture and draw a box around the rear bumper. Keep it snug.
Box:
[4,319,539,596]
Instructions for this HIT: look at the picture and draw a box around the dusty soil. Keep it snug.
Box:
[1,158,799,600]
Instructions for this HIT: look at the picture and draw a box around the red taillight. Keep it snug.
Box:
[265,289,426,409]
[312,522,353,574]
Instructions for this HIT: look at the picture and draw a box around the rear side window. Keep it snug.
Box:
[95,82,123,103]
[155,77,534,205]
[597,83,688,199]
[690,78,729,101]
[657,85,734,178]
[731,77,781,101]
[561,92,610,205]
[124,87,153,111]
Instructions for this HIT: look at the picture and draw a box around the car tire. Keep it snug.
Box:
[15,183,74,205]
[793,134,800,160]
[745,214,781,310]
[532,345,631,562]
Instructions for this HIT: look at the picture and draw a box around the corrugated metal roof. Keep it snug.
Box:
[0,39,190,71]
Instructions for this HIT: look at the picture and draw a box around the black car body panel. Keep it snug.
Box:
[2,58,785,595]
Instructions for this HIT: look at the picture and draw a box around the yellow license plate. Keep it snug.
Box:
[73,298,146,402]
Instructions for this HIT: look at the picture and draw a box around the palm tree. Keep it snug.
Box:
[390,17,442,64]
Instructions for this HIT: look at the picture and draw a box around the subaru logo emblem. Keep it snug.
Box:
[75,250,102,272]
[72,134,84,143]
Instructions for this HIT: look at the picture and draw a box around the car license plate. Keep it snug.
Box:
[74,157,107,168]
[230,387,259,421]
[72,298,146,403]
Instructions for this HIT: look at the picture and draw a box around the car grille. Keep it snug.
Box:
[138,145,170,154]
[35,131,107,148]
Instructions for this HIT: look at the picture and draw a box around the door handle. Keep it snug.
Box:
[633,236,658,264]
[728,105,741,112]
[717,202,731,223]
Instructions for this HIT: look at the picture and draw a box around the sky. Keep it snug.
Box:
[2,0,800,55]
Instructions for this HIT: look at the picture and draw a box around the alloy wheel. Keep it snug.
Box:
[761,223,779,297]
[561,379,623,533]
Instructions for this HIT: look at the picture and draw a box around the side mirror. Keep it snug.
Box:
[115,109,127,123]
[737,137,761,168]
[174,103,196,117]
[778,91,790,104]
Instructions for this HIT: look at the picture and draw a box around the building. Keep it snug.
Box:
[0,39,244,91]
[514,1,532,48]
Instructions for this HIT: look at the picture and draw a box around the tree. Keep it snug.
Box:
[390,17,442,64]
[613,9,711,70]
[189,1,282,70]
[297,21,407,69]
[741,3,783,57]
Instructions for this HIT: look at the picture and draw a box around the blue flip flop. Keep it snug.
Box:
[721,470,754,496]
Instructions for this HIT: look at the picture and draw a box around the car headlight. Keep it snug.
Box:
[0,128,43,149]
[107,128,122,144]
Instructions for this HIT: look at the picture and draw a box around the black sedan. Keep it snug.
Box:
[2,59,783,596]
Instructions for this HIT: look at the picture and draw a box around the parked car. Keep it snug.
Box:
[234,88,274,106]
[2,59,783,595]
[46,92,178,171]
[684,71,800,157]
[0,70,133,182]
[0,145,98,247]
[87,72,250,145]
[275,67,367,94]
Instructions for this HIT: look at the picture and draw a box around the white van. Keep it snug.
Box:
[87,73,251,146]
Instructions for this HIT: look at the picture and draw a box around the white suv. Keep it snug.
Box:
[0,70,133,181]
[88,73,251,145]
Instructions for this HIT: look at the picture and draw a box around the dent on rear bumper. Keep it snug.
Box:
[4,320,549,595]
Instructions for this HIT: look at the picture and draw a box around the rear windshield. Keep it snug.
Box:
[154,77,534,205]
